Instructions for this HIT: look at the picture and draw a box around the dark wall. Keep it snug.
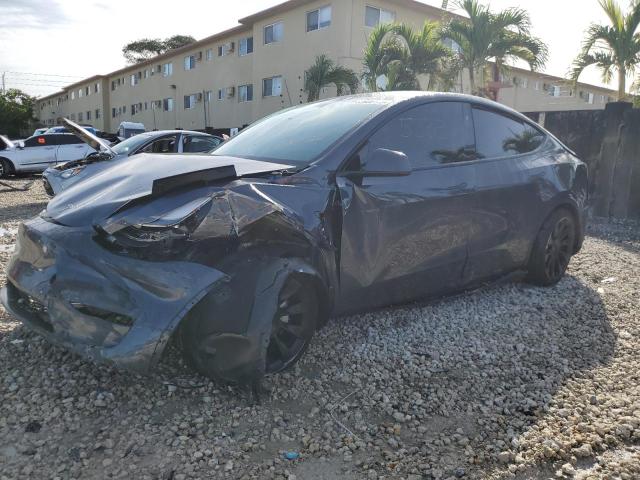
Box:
[525,103,640,219]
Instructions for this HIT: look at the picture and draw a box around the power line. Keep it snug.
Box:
[5,71,84,79]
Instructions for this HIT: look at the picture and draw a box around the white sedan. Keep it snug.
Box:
[0,133,97,178]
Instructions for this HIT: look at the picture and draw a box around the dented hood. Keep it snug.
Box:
[45,153,294,227]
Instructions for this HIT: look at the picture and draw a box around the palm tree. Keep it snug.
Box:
[571,0,640,101]
[442,0,548,96]
[362,21,452,92]
[304,55,359,102]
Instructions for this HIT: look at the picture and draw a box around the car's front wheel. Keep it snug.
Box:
[526,208,576,286]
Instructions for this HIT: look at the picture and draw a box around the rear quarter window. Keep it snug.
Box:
[472,108,545,159]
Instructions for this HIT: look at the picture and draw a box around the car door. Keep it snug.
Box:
[17,135,60,168]
[335,101,478,312]
[181,135,222,153]
[462,106,548,283]
[55,134,92,164]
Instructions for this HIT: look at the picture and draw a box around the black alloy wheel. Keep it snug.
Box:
[265,277,317,374]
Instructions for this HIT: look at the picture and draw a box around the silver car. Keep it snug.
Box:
[43,123,223,196]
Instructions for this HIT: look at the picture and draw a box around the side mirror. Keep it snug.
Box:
[361,148,411,177]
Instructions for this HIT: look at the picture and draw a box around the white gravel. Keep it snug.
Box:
[1,178,639,480]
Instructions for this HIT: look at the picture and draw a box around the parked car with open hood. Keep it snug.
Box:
[42,121,224,196]
[2,92,587,386]
[0,131,97,178]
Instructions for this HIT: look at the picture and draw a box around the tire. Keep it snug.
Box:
[180,275,318,382]
[526,208,576,286]
[0,159,13,179]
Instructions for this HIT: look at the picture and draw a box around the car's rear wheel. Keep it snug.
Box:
[0,159,13,179]
[526,208,576,286]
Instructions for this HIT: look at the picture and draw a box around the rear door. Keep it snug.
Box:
[55,134,92,163]
[17,135,60,168]
[335,101,478,312]
[463,106,548,282]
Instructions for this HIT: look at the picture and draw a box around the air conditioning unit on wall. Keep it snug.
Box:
[226,42,235,53]
[226,86,236,98]
[196,93,203,102]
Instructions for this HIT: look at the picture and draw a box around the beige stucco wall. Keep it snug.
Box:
[36,0,617,133]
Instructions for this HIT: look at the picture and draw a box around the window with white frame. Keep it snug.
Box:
[218,89,224,101]
[78,88,83,98]
[86,110,92,120]
[239,84,253,102]
[263,76,283,97]
[95,108,101,119]
[94,82,100,93]
[131,74,139,86]
[307,6,332,32]
[239,37,254,56]
[184,55,196,70]
[144,70,149,79]
[71,91,75,100]
[365,5,395,27]
[78,112,83,122]
[588,92,595,104]
[184,94,197,109]
[206,49,213,61]
[264,22,283,44]
[85,86,90,96]
[163,98,174,112]
[163,62,173,77]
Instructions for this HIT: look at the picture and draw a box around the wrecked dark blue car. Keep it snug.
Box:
[1,92,587,384]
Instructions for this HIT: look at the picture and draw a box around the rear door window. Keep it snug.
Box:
[24,135,58,148]
[367,101,476,169]
[472,108,545,159]
[57,134,85,145]
[182,135,222,153]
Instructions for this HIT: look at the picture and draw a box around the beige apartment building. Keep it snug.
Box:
[36,0,616,134]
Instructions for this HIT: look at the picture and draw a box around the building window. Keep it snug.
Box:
[94,83,100,93]
[218,89,224,101]
[78,112,83,122]
[263,76,283,97]
[206,48,213,61]
[184,94,196,109]
[163,98,174,112]
[69,113,75,121]
[239,84,253,102]
[131,74,139,86]
[144,70,149,79]
[307,6,332,32]
[112,107,116,118]
[163,62,173,77]
[588,92,595,104]
[85,86,90,96]
[71,91,76,100]
[239,37,254,56]
[78,88,83,98]
[122,105,126,114]
[365,5,395,27]
[144,101,148,110]
[86,110,91,120]
[184,55,196,70]
[95,109,101,119]
[264,21,284,44]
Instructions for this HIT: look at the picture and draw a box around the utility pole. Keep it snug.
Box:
[203,89,208,131]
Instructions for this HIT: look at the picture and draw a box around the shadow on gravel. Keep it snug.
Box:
[0,202,47,223]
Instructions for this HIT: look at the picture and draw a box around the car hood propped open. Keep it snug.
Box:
[45,153,295,227]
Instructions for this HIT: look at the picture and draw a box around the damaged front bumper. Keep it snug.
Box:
[1,217,227,373]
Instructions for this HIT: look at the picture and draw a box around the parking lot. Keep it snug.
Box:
[0,177,638,480]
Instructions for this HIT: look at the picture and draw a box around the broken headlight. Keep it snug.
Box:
[100,197,213,250]
[60,166,86,179]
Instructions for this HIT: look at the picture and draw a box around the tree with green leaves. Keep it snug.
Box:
[304,55,359,102]
[362,21,452,92]
[122,35,196,64]
[571,0,640,101]
[0,89,37,138]
[442,0,547,96]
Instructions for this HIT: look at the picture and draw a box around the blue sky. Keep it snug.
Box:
[0,0,620,97]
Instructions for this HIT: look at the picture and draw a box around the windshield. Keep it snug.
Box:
[211,98,388,165]
[111,133,154,155]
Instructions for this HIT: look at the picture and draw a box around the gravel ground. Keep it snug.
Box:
[0,177,638,480]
